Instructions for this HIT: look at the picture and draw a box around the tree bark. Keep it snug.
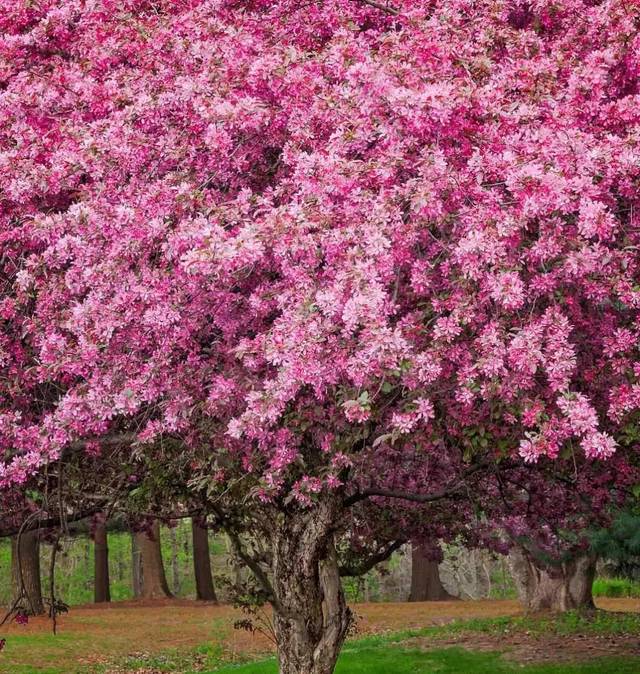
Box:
[94,517,111,603]
[269,495,352,674]
[131,533,142,598]
[169,525,180,595]
[192,519,217,601]
[509,547,596,612]
[135,521,173,599]
[11,530,44,615]
[409,544,455,601]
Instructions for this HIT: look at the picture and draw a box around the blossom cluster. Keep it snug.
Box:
[0,0,638,509]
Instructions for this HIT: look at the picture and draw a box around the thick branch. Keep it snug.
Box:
[355,0,399,15]
[340,539,406,577]
[344,484,464,507]
[61,433,145,459]
[0,505,103,538]
[209,505,294,618]
[225,529,297,617]
[346,460,490,507]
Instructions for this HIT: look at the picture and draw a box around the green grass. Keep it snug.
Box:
[95,643,231,674]
[593,577,640,598]
[92,611,640,674]
[207,646,640,674]
[0,632,94,674]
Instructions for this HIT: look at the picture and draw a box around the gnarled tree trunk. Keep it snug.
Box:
[192,519,217,601]
[11,530,44,615]
[269,495,352,674]
[135,520,173,599]
[409,544,455,601]
[509,546,596,612]
[94,517,111,603]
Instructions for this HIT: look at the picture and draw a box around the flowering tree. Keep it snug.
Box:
[1,0,640,671]
[482,453,637,611]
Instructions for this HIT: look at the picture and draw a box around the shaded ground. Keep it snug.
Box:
[1,598,638,673]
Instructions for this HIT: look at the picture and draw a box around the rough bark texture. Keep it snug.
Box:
[271,495,352,674]
[131,533,142,597]
[135,521,173,599]
[94,518,111,603]
[409,544,455,601]
[509,546,596,612]
[11,530,44,615]
[192,519,217,601]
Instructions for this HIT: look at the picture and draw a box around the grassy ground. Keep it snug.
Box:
[210,646,640,674]
[0,598,638,673]
[592,577,640,598]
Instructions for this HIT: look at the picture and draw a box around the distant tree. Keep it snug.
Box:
[11,531,44,616]
[135,522,172,600]
[409,543,455,602]
[191,519,217,602]
[93,514,111,604]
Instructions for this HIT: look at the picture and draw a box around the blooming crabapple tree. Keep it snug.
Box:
[2,0,640,671]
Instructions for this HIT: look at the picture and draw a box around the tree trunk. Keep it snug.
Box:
[131,533,142,598]
[11,530,44,615]
[409,544,455,601]
[169,526,180,595]
[94,517,111,603]
[509,547,596,612]
[270,495,352,674]
[192,519,217,601]
[135,521,173,599]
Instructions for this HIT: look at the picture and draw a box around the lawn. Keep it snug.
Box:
[0,599,638,673]
[211,646,640,674]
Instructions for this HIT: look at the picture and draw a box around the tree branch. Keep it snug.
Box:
[0,505,105,539]
[208,504,295,619]
[344,484,464,507]
[354,0,399,15]
[346,460,490,507]
[340,539,406,577]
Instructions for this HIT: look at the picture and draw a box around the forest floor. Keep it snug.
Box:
[1,598,639,673]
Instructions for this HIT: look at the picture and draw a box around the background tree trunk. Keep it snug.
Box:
[94,517,111,603]
[409,544,455,601]
[169,526,181,595]
[11,530,44,615]
[509,546,596,612]
[135,521,173,599]
[191,519,217,601]
[131,533,142,598]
